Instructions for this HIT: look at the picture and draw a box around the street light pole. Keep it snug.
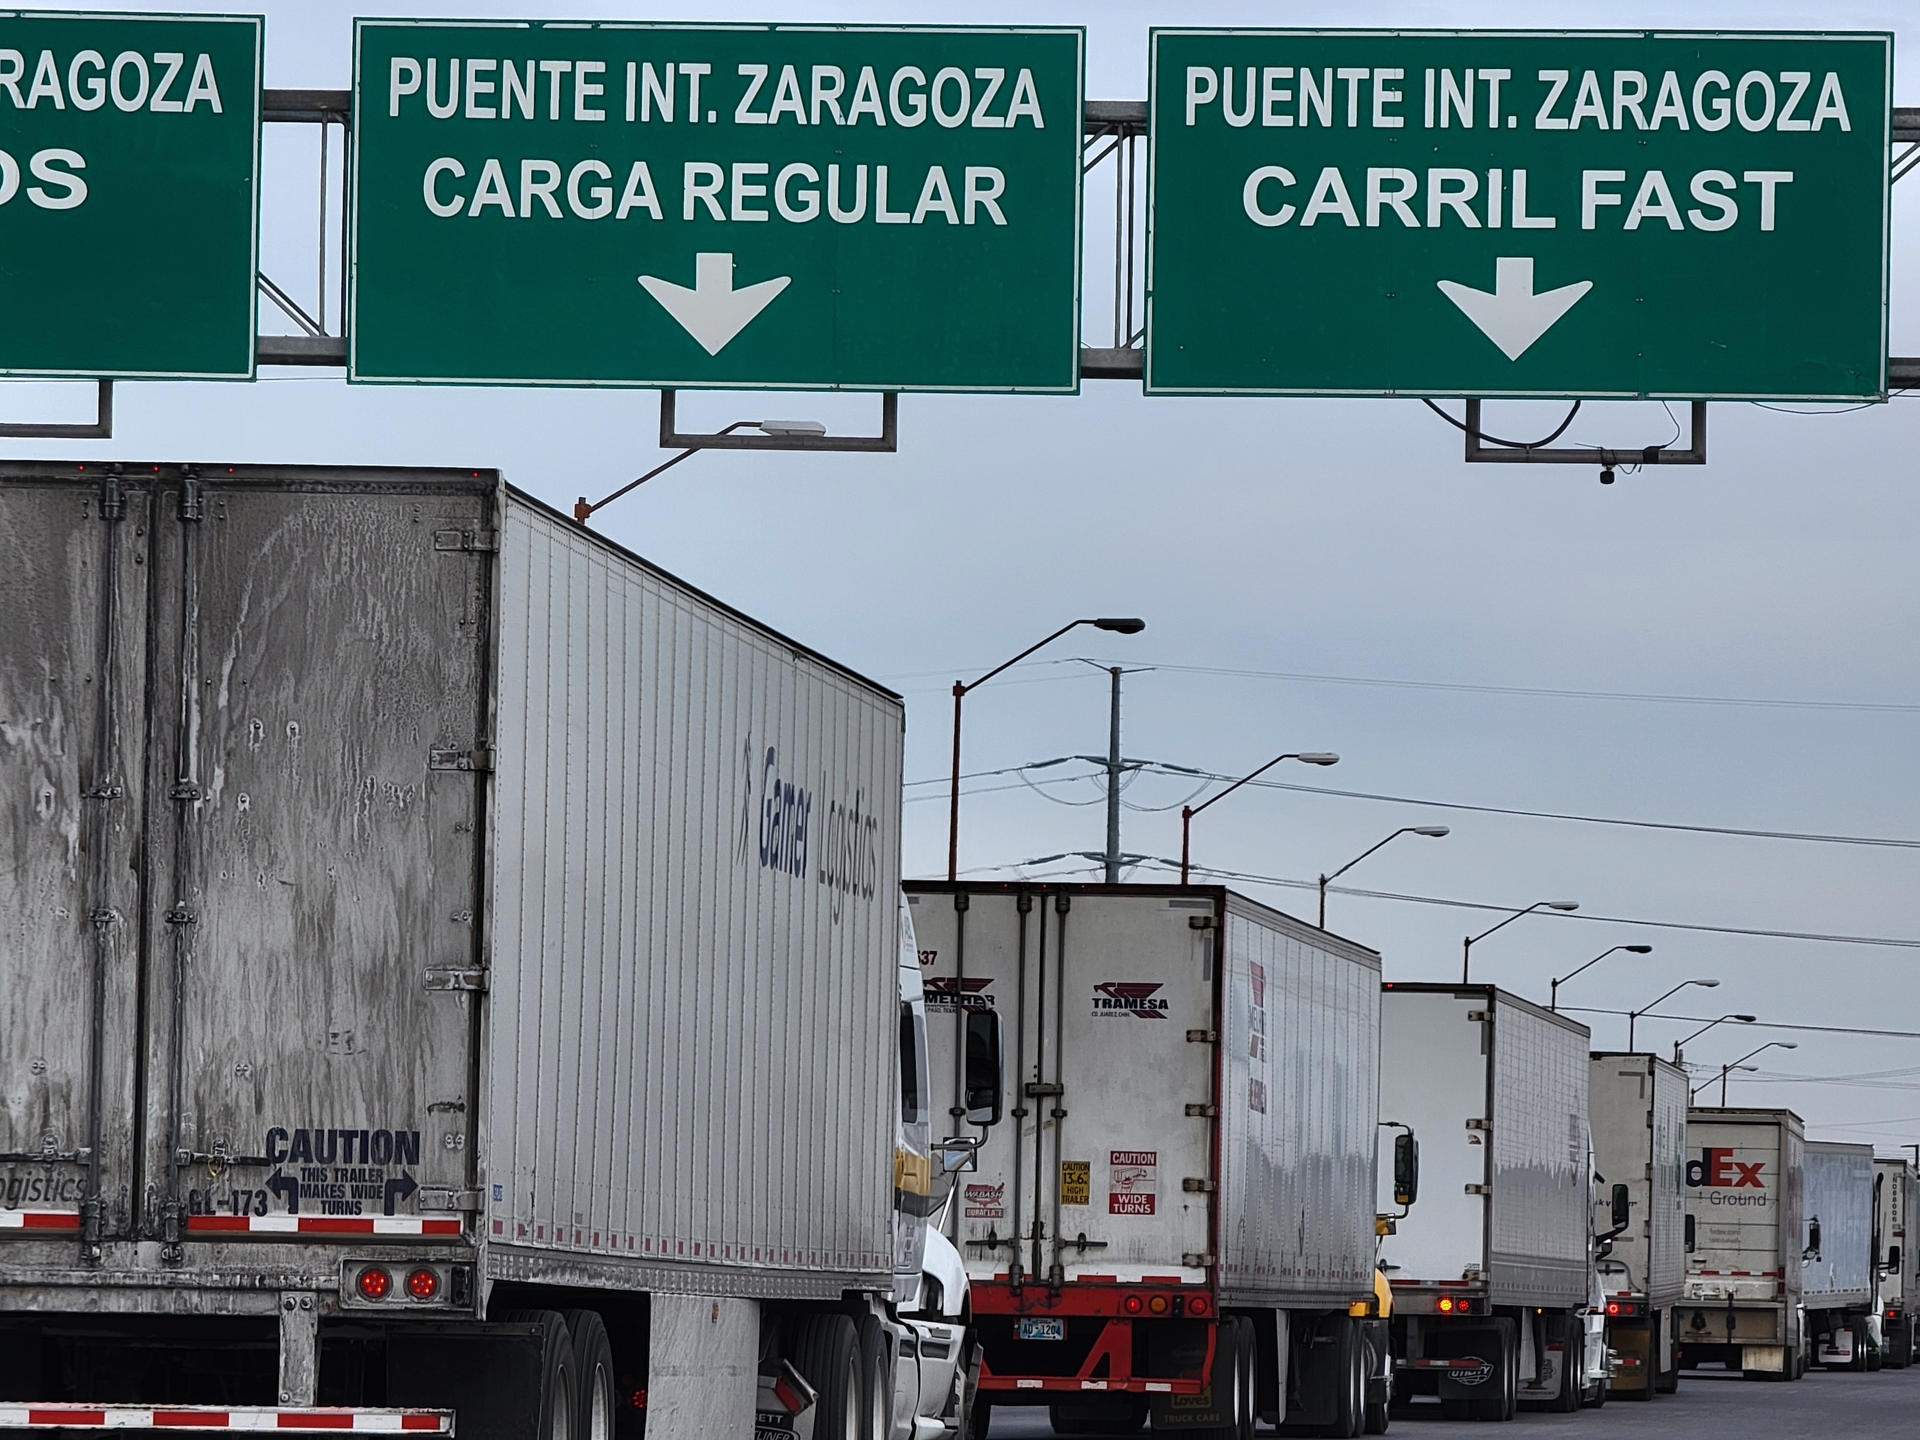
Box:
[1317,825,1449,929]
[1548,943,1653,1012]
[1461,899,1580,984]
[1627,978,1721,1050]
[1179,751,1341,884]
[574,418,824,523]
[1671,1013,1758,1065]
[946,617,1146,882]
[1705,1040,1798,1103]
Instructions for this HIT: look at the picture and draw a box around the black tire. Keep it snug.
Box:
[502,1310,577,1440]
[1488,1319,1518,1422]
[855,1313,892,1440]
[794,1313,862,1440]
[1553,1317,1583,1413]
[559,1310,616,1440]
[968,1398,992,1440]
[1361,1324,1391,1435]
[1439,1398,1472,1421]
[1052,1399,1146,1433]
[1228,1317,1258,1440]
[1329,1317,1366,1438]
[1049,1402,1104,1435]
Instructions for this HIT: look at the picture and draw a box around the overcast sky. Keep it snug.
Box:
[16,0,1920,1149]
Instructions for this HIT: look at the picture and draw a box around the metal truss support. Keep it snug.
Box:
[0,380,113,440]
[658,389,896,453]
[1462,398,1706,470]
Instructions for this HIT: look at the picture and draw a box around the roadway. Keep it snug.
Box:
[983,1366,1920,1436]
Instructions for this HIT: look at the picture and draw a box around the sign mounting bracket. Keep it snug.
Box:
[1462,399,1706,471]
[0,381,113,441]
[659,390,898,455]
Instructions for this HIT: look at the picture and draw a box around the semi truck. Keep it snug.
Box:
[1376,984,1609,1419]
[1875,1156,1918,1369]
[1679,1106,1805,1380]
[1587,1052,1687,1399]
[904,882,1390,1438]
[1803,1141,1879,1371]
[0,461,974,1439]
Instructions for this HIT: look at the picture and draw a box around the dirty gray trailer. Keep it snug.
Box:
[0,463,905,1436]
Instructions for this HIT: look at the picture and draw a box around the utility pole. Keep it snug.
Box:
[1105,666,1122,883]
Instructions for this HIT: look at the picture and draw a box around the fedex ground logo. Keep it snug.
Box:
[1093,981,1168,1019]
[1687,1148,1770,1206]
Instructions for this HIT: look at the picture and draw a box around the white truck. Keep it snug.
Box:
[1875,1157,1918,1369]
[904,882,1390,1439]
[1376,984,1610,1419]
[1587,1052,1687,1399]
[1804,1140,1879,1371]
[1679,1106,1806,1380]
[0,461,973,1439]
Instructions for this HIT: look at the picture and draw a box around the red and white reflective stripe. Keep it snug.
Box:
[0,1406,450,1432]
[0,1212,81,1232]
[184,1217,461,1238]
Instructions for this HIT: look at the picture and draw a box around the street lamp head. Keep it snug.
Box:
[1298,753,1341,766]
[1777,1042,1799,1050]
[1093,617,1147,634]
[1546,900,1579,912]
[755,418,828,437]
[1624,944,1653,954]
[1693,979,1721,988]
[1734,1014,1757,1022]
[1413,825,1451,837]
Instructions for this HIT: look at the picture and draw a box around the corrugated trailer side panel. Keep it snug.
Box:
[1218,899,1378,1306]
[1648,1057,1689,1306]
[1487,994,1589,1308]
[1803,1142,1875,1308]
[486,498,901,1292]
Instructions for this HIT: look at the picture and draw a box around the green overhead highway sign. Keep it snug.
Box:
[349,20,1084,391]
[0,12,261,379]
[1146,30,1891,401]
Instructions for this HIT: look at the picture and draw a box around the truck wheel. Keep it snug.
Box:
[856,1314,893,1440]
[1552,1316,1582,1413]
[794,1314,862,1440]
[968,1398,992,1440]
[1361,1325,1390,1435]
[503,1310,578,1440]
[1478,1319,1517,1422]
[559,1310,616,1440]
[1328,1317,1365,1438]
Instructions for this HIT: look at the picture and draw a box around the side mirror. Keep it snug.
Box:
[1611,1182,1631,1232]
[937,1136,981,1174]
[1393,1131,1420,1208]
[1807,1218,1823,1260]
[963,1009,1004,1128]
[1684,1213,1697,1253]
[1891,1245,1904,1277]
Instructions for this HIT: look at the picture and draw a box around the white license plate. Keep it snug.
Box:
[1018,1318,1066,1341]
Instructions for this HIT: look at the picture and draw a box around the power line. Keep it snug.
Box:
[1129,857,1920,951]
[1559,1007,1920,1041]
[883,654,1920,715]
[1139,762,1920,851]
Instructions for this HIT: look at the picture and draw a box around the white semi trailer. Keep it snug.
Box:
[904,882,1390,1439]
[1679,1107,1805,1380]
[1875,1157,1918,1369]
[1587,1052,1687,1399]
[1804,1140,1879,1371]
[0,462,972,1439]
[1376,984,1609,1419]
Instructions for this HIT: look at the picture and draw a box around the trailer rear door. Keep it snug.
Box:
[95,471,491,1248]
[914,886,1216,1286]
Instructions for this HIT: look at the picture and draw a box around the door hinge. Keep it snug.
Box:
[1467,1010,1490,1022]
[1182,1252,1215,1268]
[1182,1178,1217,1193]
[434,528,499,553]
[425,968,489,993]
[1186,1028,1218,1044]
[1465,1183,1492,1196]
[416,1187,484,1213]
[1024,1081,1064,1098]
[1465,1118,1491,1132]
[1187,914,1216,930]
[430,745,494,774]
[1185,1103,1219,1118]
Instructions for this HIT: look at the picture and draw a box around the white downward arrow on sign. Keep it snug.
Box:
[638,252,791,357]
[1436,257,1593,362]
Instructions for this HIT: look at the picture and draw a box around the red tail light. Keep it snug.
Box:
[1123,1294,1144,1315]
[1606,1302,1621,1316]
[406,1267,440,1301]
[1188,1294,1211,1317]
[356,1266,391,1301]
